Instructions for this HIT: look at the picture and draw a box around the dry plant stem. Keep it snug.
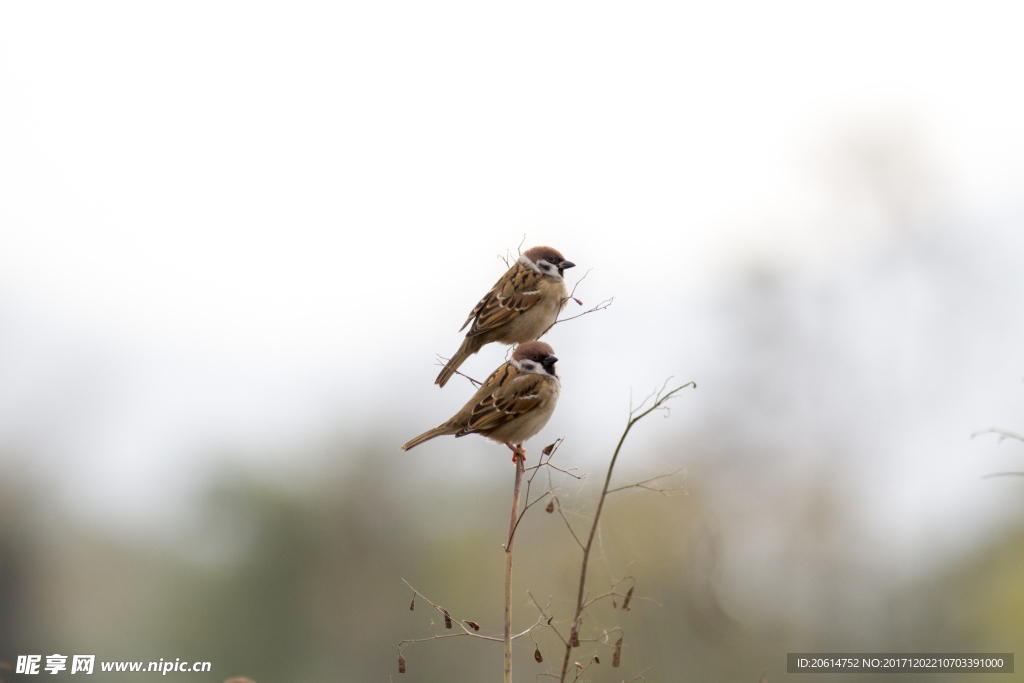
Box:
[972,428,1024,443]
[973,428,1024,478]
[397,444,571,676]
[434,355,482,387]
[505,453,526,683]
[398,579,553,652]
[558,379,694,683]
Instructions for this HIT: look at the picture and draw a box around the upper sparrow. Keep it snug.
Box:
[435,246,575,387]
[403,341,562,461]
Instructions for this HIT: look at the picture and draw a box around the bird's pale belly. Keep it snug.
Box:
[493,287,565,344]
[486,379,561,446]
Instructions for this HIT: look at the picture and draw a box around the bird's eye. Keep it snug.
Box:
[548,256,558,263]
[532,355,539,361]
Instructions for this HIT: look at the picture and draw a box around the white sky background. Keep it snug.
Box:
[2,0,1024,566]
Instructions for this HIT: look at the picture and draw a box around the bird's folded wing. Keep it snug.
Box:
[460,266,543,336]
[459,373,547,435]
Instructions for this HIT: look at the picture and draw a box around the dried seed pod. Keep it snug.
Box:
[612,636,622,667]
[570,626,580,648]
[612,597,617,608]
[594,656,600,665]
[534,648,543,663]
[574,662,582,670]
[542,442,556,456]
[398,653,406,674]
[545,500,555,513]
[466,620,480,631]
[443,610,452,629]
[573,297,583,305]
[547,616,553,625]
[622,586,633,611]
[409,595,415,611]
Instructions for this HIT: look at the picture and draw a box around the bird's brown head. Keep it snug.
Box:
[512,341,559,376]
[521,246,575,278]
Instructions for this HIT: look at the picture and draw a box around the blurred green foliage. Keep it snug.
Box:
[2,439,1022,683]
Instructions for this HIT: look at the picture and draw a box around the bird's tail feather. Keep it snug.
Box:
[435,337,478,388]
[400,424,454,451]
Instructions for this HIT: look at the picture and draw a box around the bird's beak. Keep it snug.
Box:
[560,260,576,270]
[542,355,558,367]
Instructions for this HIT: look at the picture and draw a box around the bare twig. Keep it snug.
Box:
[498,236,528,269]
[505,454,527,683]
[606,468,686,495]
[551,297,614,328]
[551,495,585,550]
[528,591,566,646]
[544,462,586,550]
[973,428,1024,479]
[566,268,592,301]
[581,574,637,611]
[510,439,584,543]
[558,379,695,683]
[399,575,556,675]
[538,268,614,338]
[400,579,498,641]
[973,428,1024,444]
[434,354,482,388]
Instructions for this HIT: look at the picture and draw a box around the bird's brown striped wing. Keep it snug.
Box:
[459,263,544,337]
[457,370,547,436]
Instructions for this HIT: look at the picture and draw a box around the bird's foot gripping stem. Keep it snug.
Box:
[505,443,526,464]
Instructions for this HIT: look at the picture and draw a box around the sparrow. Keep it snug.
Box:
[402,341,562,462]
[435,246,575,388]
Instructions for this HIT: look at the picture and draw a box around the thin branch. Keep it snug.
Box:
[399,631,495,647]
[558,379,695,683]
[434,354,482,388]
[552,495,585,550]
[536,267,614,338]
[549,297,614,329]
[401,579,497,640]
[528,591,567,646]
[566,268,592,301]
[498,236,528,269]
[528,462,583,479]
[972,428,1024,444]
[606,468,687,495]
[545,462,586,549]
[505,454,526,683]
[581,575,634,611]
[565,629,627,683]
[973,428,1024,479]
[510,439,583,544]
